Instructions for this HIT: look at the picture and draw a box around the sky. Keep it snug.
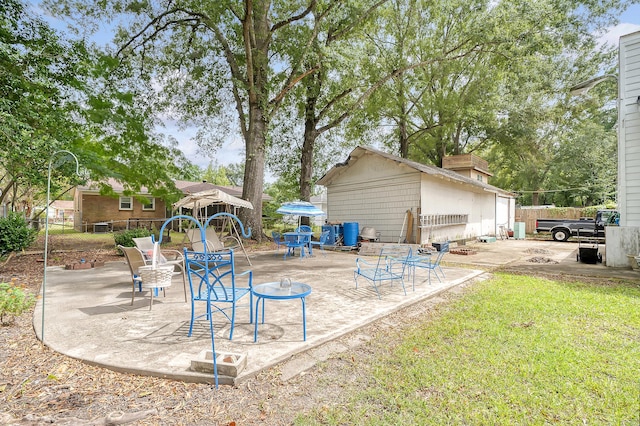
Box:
[34,2,640,171]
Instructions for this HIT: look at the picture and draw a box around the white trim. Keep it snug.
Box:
[119,196,133,211]
[142,197,156,211]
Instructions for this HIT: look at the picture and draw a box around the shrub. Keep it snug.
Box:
[0,280,36,324]
[113,228,152,252]
[0,213,38,256]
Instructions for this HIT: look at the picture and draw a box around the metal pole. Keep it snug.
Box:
[41,150,80,343]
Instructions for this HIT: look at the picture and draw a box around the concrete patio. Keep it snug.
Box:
[33,247,482,385]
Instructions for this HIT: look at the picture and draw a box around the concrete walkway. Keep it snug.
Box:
[33,239,637,385]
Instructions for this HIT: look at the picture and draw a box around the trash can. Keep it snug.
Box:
[432,241,450,252]
[513,222,526,240]
[343,222,359,246]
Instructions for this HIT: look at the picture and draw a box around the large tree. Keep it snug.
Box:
[45,0,345,240]
[1,0,189,214]
[357,0,630,188]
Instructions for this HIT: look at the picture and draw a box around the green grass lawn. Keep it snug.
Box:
[298,274,640,425]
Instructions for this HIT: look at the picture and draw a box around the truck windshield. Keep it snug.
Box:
[600,210,615,225]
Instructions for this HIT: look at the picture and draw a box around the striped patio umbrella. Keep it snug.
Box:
[276,201,326,217]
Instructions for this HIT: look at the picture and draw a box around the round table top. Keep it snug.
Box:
[252,281,312,299]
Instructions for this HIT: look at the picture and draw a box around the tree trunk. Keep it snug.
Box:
[240,109,266,241]
[532,191,540,206]
[299,125,316,227]
[238,0,271,242]
[298,61,323,228]
[398,112,409,158]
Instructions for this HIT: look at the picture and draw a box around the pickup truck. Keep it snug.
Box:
[535,209,619,242]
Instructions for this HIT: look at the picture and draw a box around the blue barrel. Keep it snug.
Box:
[343,222,359,246]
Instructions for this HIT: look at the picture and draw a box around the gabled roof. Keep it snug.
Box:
[77,177,154,194]
[174,180,245,198]
[51,200,74,210]
[78,178,272,201]
[317,146,515,197]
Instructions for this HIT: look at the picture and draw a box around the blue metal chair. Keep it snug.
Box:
[296,225,312,233]
[283,233,309,259]
[271,231,286,255]
[406,248,447,287]
[309,230,330,256]
[354,246,412,298]
[184,249,253,340]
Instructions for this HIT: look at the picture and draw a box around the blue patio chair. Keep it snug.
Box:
[354,245,412,298]
[296,225,312,233]
[184,248,253,340]
[406,246,448,287]
[272,231,286,255]
[283,233,309,259]
[432,243,449,279]
[309,230,331,256]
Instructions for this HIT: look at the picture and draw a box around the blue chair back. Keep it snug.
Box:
[296,225,312,233]
[185,250,233,301]
[183,248,253,340]
[272,231,284,246]
[318,230,330,244]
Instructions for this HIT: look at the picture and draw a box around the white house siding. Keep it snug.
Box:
[620,31,640,227]
[608,31,640,267]
[310,193,328,227]
[419,175,497,243]
[325,154,421,243]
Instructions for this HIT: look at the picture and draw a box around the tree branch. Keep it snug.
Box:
[270,66,320,106]
[327,0,389,43]
[317,44,482,135]
[271,0,318,32]
[116,8,211,57]
[317,88,353,122]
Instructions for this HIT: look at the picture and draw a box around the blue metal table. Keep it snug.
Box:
[283,232,313,259]
[252,281,312,342]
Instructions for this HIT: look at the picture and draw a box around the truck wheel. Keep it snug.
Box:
[552,229,570,242]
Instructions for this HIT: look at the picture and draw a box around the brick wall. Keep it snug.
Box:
[81,193,168,231]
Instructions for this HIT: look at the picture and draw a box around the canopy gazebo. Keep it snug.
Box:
[173,189,254,263]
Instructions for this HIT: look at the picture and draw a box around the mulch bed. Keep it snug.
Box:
[3,238,378,425]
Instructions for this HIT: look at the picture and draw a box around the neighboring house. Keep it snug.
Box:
[73,178,271,232]
[316,146,516,245]
[73,178,169,232]
[50,200,74,222]
[606,30,640,267]
[310,192,328,227]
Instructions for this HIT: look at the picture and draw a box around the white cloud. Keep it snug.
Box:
[598,23,640,49]
[160,120,245,169]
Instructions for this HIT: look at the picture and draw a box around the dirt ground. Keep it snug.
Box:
[0,238,635,425]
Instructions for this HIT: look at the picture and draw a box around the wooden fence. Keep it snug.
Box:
[515,207,585,234]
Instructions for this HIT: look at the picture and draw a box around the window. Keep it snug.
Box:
[142,198,155,211]
[119,196,133,211]
[476,174,483,182]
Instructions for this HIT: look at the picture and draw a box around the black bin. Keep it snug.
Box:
[432,241,450,252]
